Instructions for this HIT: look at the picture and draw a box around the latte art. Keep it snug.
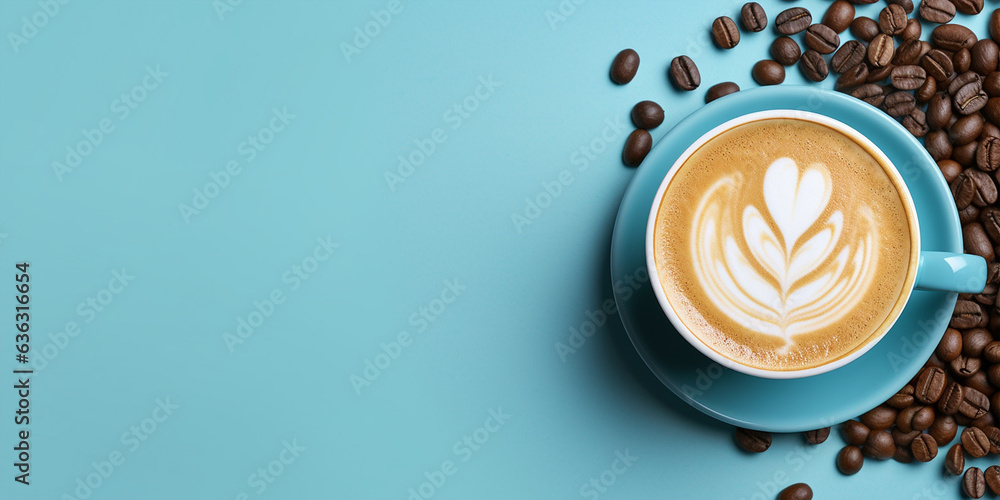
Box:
[693,158,878,348]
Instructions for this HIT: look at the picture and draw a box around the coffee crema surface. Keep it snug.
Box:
[653,118,918,371]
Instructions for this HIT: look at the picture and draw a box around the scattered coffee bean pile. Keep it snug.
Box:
[610,1,1000,498]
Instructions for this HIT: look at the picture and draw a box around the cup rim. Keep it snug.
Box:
[644,109,922,379]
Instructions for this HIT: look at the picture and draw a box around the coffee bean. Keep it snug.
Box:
[870,63,896,83]
[986,465,1000,495]
[963,204,984,225]
[879,4,907,36]
[894,428,922,448]
[850,17,880,42]
[971,40,999,76]
[985,73,1000,97]
[777,483,812,500]
[740,2,767,32]
[930,96,956,131]
[917,77,937,103]
[864,429,896,459]
[938,328,964,362]
[888,385,916,409]
[884,90,915,117]
[916,366,948,404]
[985,97,1000,126]
[712,17,740,49]
[888,0,915,14]
[919,0,957,24]
[823,1,854,33]
[950,113,984,145]
[970,171,999,207]
[956,48,973,74]
[964,328,993,357]
[775,7,812,35]
[993,10,1000,44]
[897,406,922,433]
[961,386,991,418]
[752,60,785,85]
[953,353,984,379]
[932,24,978,53]
[842,420,871,446]
[966,223,996,261]
[861,404,899,429]
[983,122,1000,140]
[946,443,965,475]
[735,427,771,453]
[911,433,938,462]
[837,63,869,89]
[966,467,987,499]
[949,72,983,97]
[957,86,990,116]
[954,173,977,209]
[915,406,936,431]
[850,83,887,106]
[837,445,864,475]
[903,108,929,137]
[923,49,955,82]
[805,24,839,54]
[982,426,1000,454]
[963,426,992,458]
[610,49,639,85]
[939,160,963,183]
[969,371,996,398]
[869,34,894,68]
[978,136,1000,171]
[670,55,700,91]
[772,37,801,66]
[891,65,927,90]
[982,208,1000,243]
[952,0,985,16]
[631,101,664,129]
[926,130,954,161]
[705,82,740,103]
[895,39,926,66]
[902,18,921,41]
[804,427,830,445]
[930,414,958,445]
[800,50,829,82]
[622,130,651,167]
[894,443,915,463]
[940,381,967,414]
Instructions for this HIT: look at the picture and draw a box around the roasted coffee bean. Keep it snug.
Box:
[868,34,894,68]
[982,207,1000,242]
[705,82,740,103]
[861,404,899,429]
[916,367,948,404]
[985,97,1000,125]
[894,443,915,463]
[966,467,987,499]
[775,7,812,35]
[975,283,998,306]
[842,420,871,446]
[610,49,639,85]
[891,65,926,90]
[965,223,995,261]
[923,49,955,82]
[777,483,812,500]
[957,142,981,168]
[902,18,921,41]
[878,4,907,36]
[894,40,925,66]
[973,411,998,429]
[964,329,992,358]
[903,108,928,137]
[622,130,652,167]
[949,72,983,98]
[926,130,954,161]
[712,17,740,49]
[851,83,886,106]
[953,300,985,329]
[805,24,839,54]
[911,433,938,462]
[952,0,985,16]
[940,381,967,414]
[740,2,767,32]
[946,443,965,475]
[978,136,1000,170]
[631,101,664,129]
[868,62,895,83]
[956,83,990,115]
[993,390,1000,418]
[893,427,921,447]
[963,426,992,457]
[968,371,996,399]
[985,73,1000,97]
[956,49,973,74]
[930,414,958,445]
[972,40,1000,76]
[953,354,983,379]
[735,427,771,453]
[984,341,1000,363]
[984,122,1000,139]
[888,0,914,14]
[939,160,963,183]
[985,465,1000,496]
[928,353,948,370]
[670,56,700,91]
[896,406,922,433]
[772,37,802,66]
[823,1,854,33]
[993,9,1000,44]
[982,426,1000,454]
[804,427,830,445]
[919,0,956,24]
[837,63,868,88]
[752,60,785,85]
[850,17,880,42]
[888,385,916,409]
[917,76,938,104]
[937,328,964,362]
[883,90,915,117]
[914,407,936,431]
[932,24,978,53]
[961,386,991,419]
[929,95,954,131]
[864,430,895,460]
[800,50,829,82]
[950,113,984,145]
[837,445,864,475]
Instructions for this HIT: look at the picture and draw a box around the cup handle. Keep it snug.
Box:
[915,251,987,293]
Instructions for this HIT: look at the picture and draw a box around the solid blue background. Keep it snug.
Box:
[0,0,993,499]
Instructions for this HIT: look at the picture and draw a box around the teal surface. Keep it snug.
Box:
[0,1,993,499]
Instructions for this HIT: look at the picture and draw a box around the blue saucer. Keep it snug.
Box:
[611,86,961,432]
